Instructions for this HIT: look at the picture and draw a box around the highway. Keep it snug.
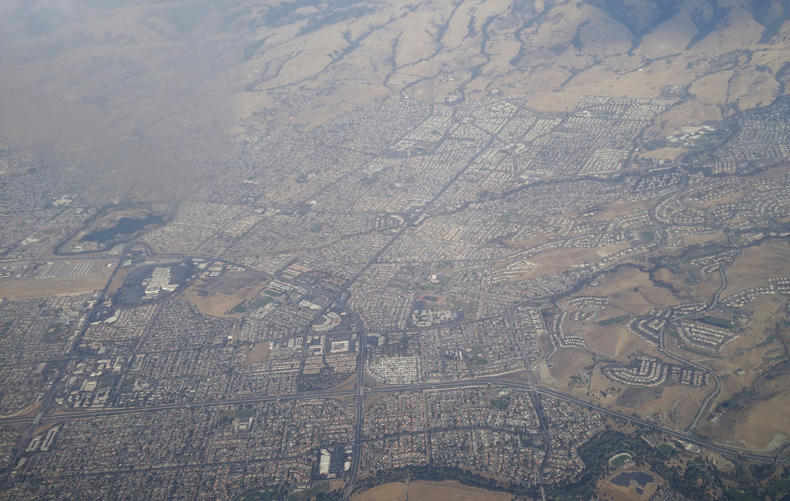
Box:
[3,229,785,501]
[2,251,785,498]
[684,237,741,432]
[656,237,742,433]
[1,349,785,495]
[2,243,131,485]
[366,378,788,463]
[0,390,358,425]
[5,374,785,489]
[508,315,549,501]
[6,376,767,465]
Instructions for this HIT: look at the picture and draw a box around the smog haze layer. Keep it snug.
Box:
[1,1,790,500]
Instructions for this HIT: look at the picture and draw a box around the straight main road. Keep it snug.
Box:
[6,376,776,464]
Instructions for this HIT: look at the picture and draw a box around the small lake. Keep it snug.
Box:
[81,214,164,242]
[611,471,654,488]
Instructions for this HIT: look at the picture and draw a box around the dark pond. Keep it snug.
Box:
[81,214,164,242]
[611,471,654,488]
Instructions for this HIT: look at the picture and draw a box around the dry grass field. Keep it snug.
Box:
[579,268,682,313]
[352,480,513,501]
[0,259,115,300]
[408,480,513,500]
[698,292,790,450]
[584,322,656,361]
[497,242,631,283]
[244,342,271,366]
[587,368,708,430]
[735,387,790,450]
[651,266,721,304]
[724,239,790,293]
[182,271,268,318]
[351,482,406,501]
[546,349,595,386]
[2,0,787,201]
[0,277,107,300]
[701,367,790,451]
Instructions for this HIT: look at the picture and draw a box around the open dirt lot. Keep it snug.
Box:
[182,271,268,318]
[244,342,270,365]
[546,349,594,386]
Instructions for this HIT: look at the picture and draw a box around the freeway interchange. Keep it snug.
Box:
[2,238,786,498]
[2,373,785,466]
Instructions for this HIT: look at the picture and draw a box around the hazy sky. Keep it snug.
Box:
[0,1,241,199]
